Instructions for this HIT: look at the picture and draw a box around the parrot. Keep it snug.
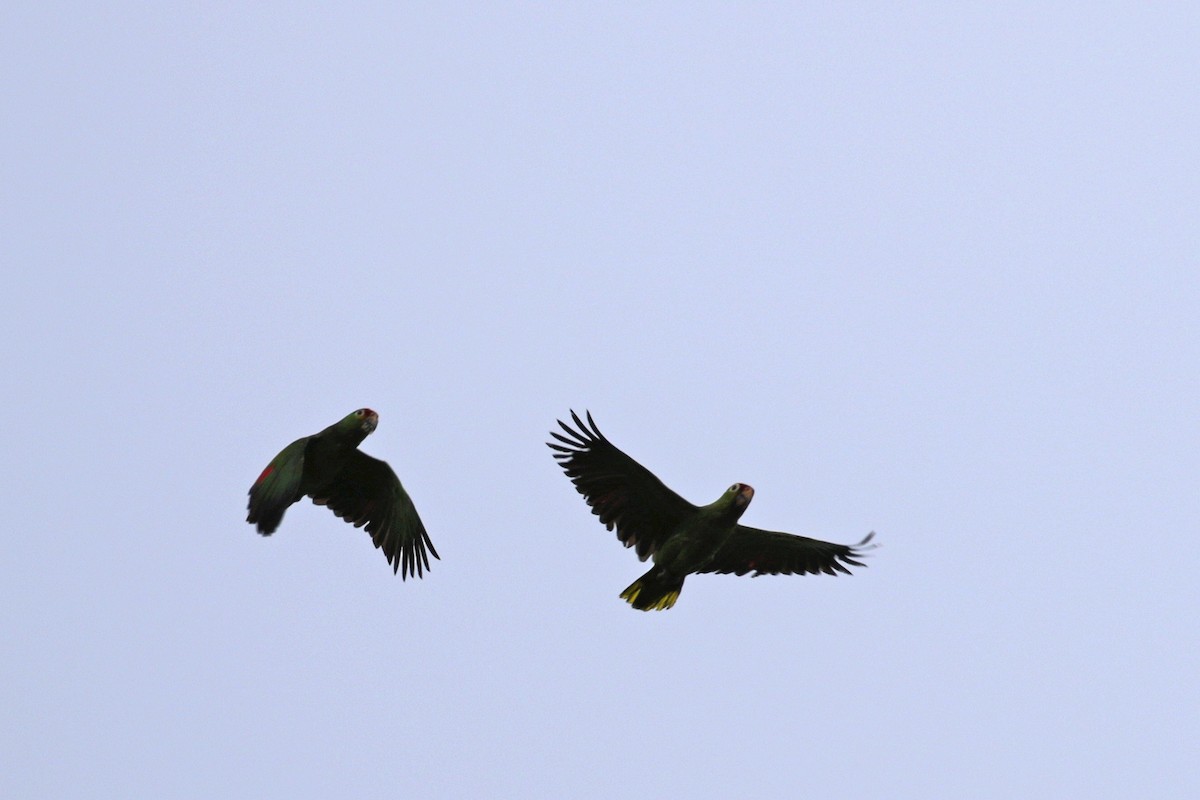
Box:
[247,408,438,579]
[548,410,874,610]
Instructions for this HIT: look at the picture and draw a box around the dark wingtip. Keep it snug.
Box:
[424,534,441,562]
[247,507,282,536]
[392,530,439,581]
[549,409,603,453]
[840,531,879,570]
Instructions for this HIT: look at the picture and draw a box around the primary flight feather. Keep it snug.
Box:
[548,410,874,610]
[247,408,438,579]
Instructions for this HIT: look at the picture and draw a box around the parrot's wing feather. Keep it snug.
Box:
[701,528,876,577]
[247,437,308,534]
[548,410,696,560]
[312,451,439,579]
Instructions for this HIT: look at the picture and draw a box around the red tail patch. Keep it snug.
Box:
[256,465,274,484]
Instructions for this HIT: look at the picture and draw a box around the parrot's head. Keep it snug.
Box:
[730,482,755,509]
[349,408,379,434]
[715,482,754,520]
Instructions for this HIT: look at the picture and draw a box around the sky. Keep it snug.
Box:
[3,3,1198,798]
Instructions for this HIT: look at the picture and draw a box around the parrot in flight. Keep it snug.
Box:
[548,410,874,610]
[247,408,438,579]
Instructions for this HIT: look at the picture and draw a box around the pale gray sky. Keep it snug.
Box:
[4,3,1198,798]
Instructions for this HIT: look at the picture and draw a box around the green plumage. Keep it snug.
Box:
[247,409,438,579]
[549,410,875,610]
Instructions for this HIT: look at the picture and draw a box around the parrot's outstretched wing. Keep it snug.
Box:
[247,437,308,535]
[702,529,876,577]
[313,451,439,579]
[548,410,696,561]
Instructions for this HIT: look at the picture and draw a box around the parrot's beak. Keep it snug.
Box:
[363,412,379,433]
[736,484,755,507]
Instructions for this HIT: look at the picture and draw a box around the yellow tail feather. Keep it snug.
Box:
[620,580,680,611]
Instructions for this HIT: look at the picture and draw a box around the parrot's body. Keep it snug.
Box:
[247,409,438,579]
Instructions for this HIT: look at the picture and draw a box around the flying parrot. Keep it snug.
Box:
[548,411,875,610]
[247,408,438,578]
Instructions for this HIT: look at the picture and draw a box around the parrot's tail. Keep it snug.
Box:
[620,567,685,611]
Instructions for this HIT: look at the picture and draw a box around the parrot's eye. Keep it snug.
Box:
[355,410,365,417]
[730,484,740,493]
